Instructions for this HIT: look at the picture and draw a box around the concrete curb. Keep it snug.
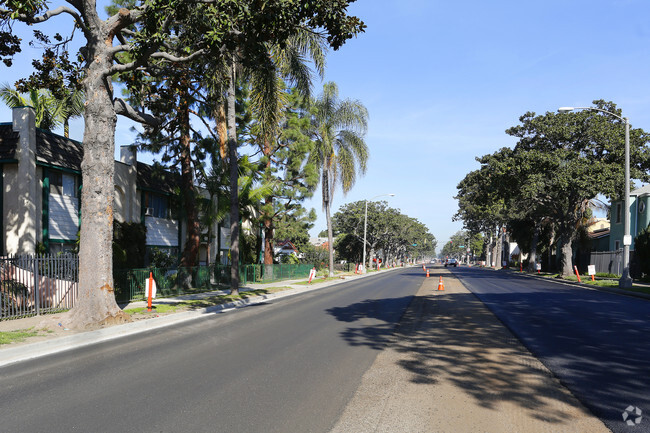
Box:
[0,266,405,368]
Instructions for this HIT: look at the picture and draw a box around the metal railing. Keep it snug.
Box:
[1,256,319,317]
[1,254,78,320]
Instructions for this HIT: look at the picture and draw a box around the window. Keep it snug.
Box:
[616,203,622,224]
[144,192,170,219]
[50,172,79,197]
[615,240,621,250]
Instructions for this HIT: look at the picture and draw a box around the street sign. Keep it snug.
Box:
[588,265,596,275]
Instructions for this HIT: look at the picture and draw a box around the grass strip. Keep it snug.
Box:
[123,287,295,316]
[0,328,40,345]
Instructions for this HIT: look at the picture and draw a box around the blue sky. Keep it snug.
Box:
[2,0,650,253]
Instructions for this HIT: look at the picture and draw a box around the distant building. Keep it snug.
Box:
[274,240,300,259]
[587,218,610,252]
[309,237,329,249]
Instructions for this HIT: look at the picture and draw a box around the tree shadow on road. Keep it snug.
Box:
[326,287,600,427]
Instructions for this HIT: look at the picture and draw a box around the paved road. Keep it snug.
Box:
[452,266,650,433]
[0,268,420,433]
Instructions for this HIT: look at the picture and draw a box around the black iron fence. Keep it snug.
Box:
[1,254,78,320]
[1,257,331,317]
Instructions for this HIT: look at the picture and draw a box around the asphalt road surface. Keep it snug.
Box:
[0,268,421,433]
[452,266,650,433]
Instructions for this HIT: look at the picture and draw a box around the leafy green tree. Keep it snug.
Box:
[273,205,317,254]
[0,0,365,326]
[333,233,363,263]
[456,100,650,276]
[506,100,650,276]
[454,148,515,267]
[331,200,436,266]
[309,82,369,276]
[332,200,382,268]
[256,86,320,266]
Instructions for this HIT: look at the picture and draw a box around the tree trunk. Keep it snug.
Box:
[322,169,335,278]
[227,59,240,295]
[558,229,574,277]
[493,229,501,269]
[67,27,129,329]
[368,246,375,271]
[179,98,200,270]
[262,138,275,266]
[325,202,335,277]
[263,203,274,265]
[527,224,540,272]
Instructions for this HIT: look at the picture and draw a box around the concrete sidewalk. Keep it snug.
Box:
[330,268,611,433]
[0,267,401,368]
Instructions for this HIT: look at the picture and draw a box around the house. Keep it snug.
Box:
[609,185,650,251]
[1,107,225,264]
[274,240,300,259]
[587,218,610,252]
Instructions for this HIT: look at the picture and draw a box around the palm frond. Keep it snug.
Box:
[0,84,29,107]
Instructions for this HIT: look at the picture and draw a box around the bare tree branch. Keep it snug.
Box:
[113,98,162,127]
[150,49,207,62]
[1,5,89,34]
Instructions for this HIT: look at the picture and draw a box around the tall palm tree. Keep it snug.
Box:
[309,82,369,277]
[210,30,326,295]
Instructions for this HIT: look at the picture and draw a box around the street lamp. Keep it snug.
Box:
[362,193,395,273]
[558,106,632,288]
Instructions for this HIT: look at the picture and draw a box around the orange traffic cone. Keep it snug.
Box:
[426,269,430,278]
[437,276,444,291]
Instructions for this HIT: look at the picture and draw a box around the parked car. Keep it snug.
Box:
[444,258,458,267]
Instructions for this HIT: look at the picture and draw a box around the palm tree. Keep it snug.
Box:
[0,84,62,131]
[59,89,85,138]
[309,82,369,277]
[211,30,326,295]
[0,84,84,137]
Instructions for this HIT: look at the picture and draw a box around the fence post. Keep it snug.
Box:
[34,256,40,316]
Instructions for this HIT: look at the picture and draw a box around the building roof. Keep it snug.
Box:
[632,184,650,196]
[588,228,610,240]
[0,123,84,171]
[275,240,299,253]
[0,123,180,194]
[36,129,83,172]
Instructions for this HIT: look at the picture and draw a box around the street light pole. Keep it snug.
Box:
[558,106,633,288]
[362,193,394,273]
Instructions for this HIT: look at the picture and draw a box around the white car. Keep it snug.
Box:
[444,258,458,267]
